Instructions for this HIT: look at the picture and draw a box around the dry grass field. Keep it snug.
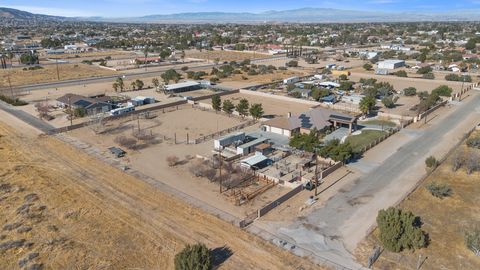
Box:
[185,49,271,62]
[44,50,134,60]
[354,131,480,270]
[0,119,322,270]
[0,64,117,87]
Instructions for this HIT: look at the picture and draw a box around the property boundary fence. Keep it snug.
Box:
[357,127,400,156]
[257,184,304,218]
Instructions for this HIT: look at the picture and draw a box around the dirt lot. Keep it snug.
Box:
[354,131,480,270]
[0,117,321,269]
[217,69,308,89]
[349,69,468,94]
[202,91,313,117]
[0,64,117,88]
[44,50,135,60]
[185,49,272,62]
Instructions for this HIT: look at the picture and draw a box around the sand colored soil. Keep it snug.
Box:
[185,49,272,62]
[354,132,480,270]
[0,120,320,270]
[0,64,117,88]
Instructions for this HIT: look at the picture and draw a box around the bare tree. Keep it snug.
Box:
[452,149,465,172]
[466,151,480,175]
[35,101,52,120]
[114,136,137,149]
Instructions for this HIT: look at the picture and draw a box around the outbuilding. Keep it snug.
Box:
[377,59,405,70]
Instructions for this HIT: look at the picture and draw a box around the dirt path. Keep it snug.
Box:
[0,121,321,269]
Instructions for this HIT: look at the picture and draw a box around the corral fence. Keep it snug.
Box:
[192,119,257,144]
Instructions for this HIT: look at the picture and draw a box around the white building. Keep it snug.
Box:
[377,60,405,70]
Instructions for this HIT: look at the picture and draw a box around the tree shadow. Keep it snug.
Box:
[211,246,233,269]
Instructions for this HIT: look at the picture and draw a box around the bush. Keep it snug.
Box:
[174,243,212,270]
[431,85,453,97]
[466,135,480,149]
[425,156,438,169]
[422,73,435,80]
[403,87,417,96]
[0,95,28,106]
[363,63,373,71]
[394,70,407,77]
[416,66,432,74]
[114,136,137,149]
[426,182,452,198]
[377,207,427,252]
[166,155,180,167]
[465,228,480,256]
[286,60,298,67]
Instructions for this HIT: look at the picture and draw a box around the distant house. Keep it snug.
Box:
[290,88,312,98]
[262,108,358,137]
[377,59,405,70]
[164,81,201,93]
[56,94,113,115]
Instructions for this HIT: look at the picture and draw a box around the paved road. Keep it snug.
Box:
[1,56,287,92]
[0,101,55,133]
[260,92,480,269]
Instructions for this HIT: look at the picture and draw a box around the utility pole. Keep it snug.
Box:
[7,73,14,99]
[68,96,73,127]
[218,148,223,193]
[55,58,60,81]
[314,153,319,196]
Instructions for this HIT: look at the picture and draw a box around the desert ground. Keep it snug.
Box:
[354,131,480,270]
[0,111,322,270]
[0,64,118,88]
[202,91,314,117]
[185,49,272,62]
[41,50,136,60]
[350,69,471,94]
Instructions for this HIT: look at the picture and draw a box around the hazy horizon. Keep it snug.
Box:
[2,0,480,18]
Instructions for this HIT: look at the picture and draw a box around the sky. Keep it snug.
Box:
[1,0,480,17]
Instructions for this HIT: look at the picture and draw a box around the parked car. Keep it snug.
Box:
[108,147,126,158]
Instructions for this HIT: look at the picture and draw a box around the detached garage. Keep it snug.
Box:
[377,59,405,70]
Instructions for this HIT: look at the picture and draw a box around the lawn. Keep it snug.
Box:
[345,129,388,154]
[354,131,480,270]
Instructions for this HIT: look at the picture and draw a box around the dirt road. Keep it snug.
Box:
[0,120,320,269]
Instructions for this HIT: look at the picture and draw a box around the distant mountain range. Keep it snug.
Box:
[0,7,64,20]
[1,7,480,23]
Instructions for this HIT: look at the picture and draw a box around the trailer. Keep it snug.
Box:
[109,105,135,116]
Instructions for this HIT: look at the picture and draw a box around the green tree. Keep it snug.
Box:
[416,66,432,74]
[376,207,427,252]
[363,63,373,71]
[382,96,399,108]
[211,95,221,112]
[222,100,234,115]
[403,87,417,96]
[130,81,136,90]
[318,139,354,162]
[152,78,160,90]
[359,96,376,115]
[115,77,125,92]
[249,103,264,120]
[289,129,321,152]
[112,82,119,92]
[135,79,144,90]
[161,69,181,84]
[431,85,453,97]
[174,243,212,270]
[394,70,408,77]
[236,98,249,117]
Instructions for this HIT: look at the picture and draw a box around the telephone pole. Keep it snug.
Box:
[55,58,60,81]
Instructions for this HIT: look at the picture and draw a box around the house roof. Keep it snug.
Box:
[263,108,356,131]
[241,153,269,167]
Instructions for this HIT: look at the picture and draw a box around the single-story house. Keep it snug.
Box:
[290,88,312,98]
[164,81,202,93]
[376,59,405,70]
[262,108,357,137]
[56,93,113,115]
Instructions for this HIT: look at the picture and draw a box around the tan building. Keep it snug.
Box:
[262,108,357,138]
